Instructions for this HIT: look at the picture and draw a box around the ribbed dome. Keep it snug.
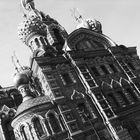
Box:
[13,67,32,88]
[18,15,46,44]
[16,96,51,116]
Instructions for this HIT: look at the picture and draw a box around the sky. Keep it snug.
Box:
[0,0,140,87]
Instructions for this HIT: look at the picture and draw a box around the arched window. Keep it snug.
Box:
[32,117,45,137]
[127,62,135,71]
[100,65,110,74]
[77,103,92,123]
[40,37,47,46]
[107,93,119,109]
[114,91,128,107]
[47,113,61,133]
[76,39,105,51]
[34,38,40,47]
[124,88,136,103]
[21,126,28,140]
[109,64,118,73]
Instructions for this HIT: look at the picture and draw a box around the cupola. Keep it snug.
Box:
[18,0,68,57]
[13,66,35,102]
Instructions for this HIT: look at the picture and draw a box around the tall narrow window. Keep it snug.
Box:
[33,118,45,137]
[48,113,61,133]
[109,64,118,73]
[21,126,28,140]
[127,62,135,70]
[34,38,40,47]
[114,91,127,107]
[125,88,136,103]
[91,66,100,76]
[61,72,75,85]
[100,65,110,74]
[77,103,92,123]
[107,93,119,109]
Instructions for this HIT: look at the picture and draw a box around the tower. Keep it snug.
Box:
[8,0,140,140]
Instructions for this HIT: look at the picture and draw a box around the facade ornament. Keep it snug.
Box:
[71,8,102,33]
[12,53,43,101]
[71,89,85,100]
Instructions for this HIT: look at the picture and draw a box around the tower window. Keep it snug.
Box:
[109,64,118,73]
[114,91,128,107]
[91,66,100,76]
[32,118,45,137]
[125,88,136,103]
[77,103,92,123]
[61,72,75,85]
[21,126,28,140]
[100,65,110,74]
[47,113,61,133]
[107,93,119,108]
[127,62,135,70]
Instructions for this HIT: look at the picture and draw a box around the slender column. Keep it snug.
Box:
[26,123,34,140]
[46,117,55,135]
[30,123,39,140]
[14,129,22,140]
[42,118,50,136]
[0,119,6,140]
[56,114,64,132]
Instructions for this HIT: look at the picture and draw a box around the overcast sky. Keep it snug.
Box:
[0,0,140,87]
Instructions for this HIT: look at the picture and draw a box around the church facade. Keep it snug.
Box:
[1,0,140,140]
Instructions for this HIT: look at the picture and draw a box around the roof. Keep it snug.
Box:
[16,96,51,116]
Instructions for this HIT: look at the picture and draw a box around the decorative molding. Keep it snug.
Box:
[71,89,85,100]
[101,77,130,90]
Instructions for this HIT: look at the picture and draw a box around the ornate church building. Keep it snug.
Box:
[1,0,140,140]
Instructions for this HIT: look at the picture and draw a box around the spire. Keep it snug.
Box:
[11,51,24,73]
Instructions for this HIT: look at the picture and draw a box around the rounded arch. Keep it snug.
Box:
[120,78,137,103]
[19,124,30,140]
[45,110,62,134]
[67,28,115,51]
[47,23,67,46]
[31,115,46,137]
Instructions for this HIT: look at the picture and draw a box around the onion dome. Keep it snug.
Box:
[15,96,50,116]
[13,67,32,88]
[18,15,47,45]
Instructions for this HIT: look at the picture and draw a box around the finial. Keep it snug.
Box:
[21,0,42,19]
[21,0,35,11]
[11,51,24,73]
[11,56,19,73]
